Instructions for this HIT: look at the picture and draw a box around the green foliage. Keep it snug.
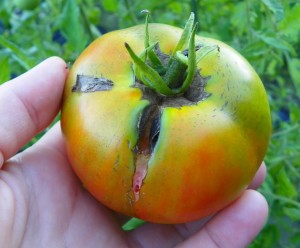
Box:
[122,217,146,231]
[0,0,299,246]
[13,0,40,11]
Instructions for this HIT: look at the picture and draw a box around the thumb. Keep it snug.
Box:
[0,57,68,167]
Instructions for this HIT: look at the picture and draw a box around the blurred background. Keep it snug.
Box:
[0,0,299,247]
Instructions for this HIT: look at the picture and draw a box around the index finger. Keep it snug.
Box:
[0,57,68,167]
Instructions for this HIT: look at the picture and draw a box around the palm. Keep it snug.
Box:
[0,57,268,248]
[2,126,131,247]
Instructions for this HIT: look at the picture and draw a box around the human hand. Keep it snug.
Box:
[0,57,268,248]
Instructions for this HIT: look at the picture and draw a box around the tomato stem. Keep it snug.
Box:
[163,56,187,89]
[142,10,166,73]
[170,13,195,58]
[125,42,174,95]
[125,12,198,97]
[173,23,198,94]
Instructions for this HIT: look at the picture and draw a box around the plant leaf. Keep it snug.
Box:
[102,0,118,12]
[283,207,300,221]
[122,217,146,231]
[59,0,87,51]
[279,4,300,43]
[0,35,35,70]
[276,167,298,198]
[260,0,284,22]
[287,58,300,94]
[0,55,10,84]
[254,31,296,55]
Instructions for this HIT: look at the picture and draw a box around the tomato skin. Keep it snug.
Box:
[61,24,271,223]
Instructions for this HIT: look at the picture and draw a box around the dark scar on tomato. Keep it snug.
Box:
[132,105,161,201]
[72,75,114,92]
[136,105,161,154]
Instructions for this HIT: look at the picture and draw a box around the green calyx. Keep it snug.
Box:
[125,12,198,97]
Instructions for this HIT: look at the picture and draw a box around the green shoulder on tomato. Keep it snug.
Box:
[61,15,271,224]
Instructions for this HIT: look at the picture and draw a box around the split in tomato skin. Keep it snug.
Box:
[61,21,271,224]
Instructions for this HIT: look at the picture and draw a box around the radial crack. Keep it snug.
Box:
[133,105,161,201]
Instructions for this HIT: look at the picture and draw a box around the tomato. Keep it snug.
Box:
[61,13,271,224]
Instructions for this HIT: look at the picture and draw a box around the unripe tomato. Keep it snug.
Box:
[61,14,271,224]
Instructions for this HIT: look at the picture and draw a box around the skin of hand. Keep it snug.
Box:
[0,57,268,248]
